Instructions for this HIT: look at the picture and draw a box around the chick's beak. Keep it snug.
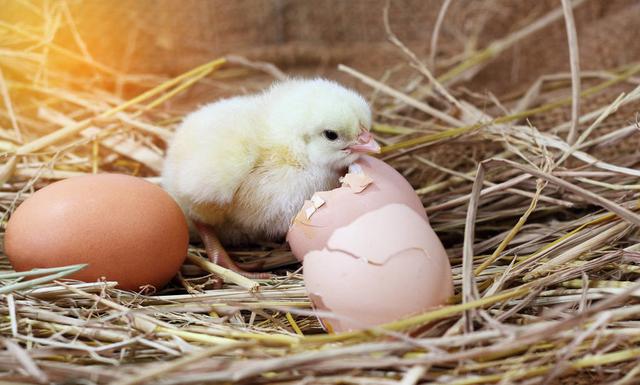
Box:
[348,131,381,153]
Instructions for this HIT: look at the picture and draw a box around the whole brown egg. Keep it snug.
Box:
[4,174,189,291]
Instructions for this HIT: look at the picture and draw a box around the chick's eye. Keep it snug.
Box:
[323,130,339,141]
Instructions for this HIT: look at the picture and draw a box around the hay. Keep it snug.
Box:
[1,1,640,384]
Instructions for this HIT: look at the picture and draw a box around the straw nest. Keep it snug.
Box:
[1,1,640,384]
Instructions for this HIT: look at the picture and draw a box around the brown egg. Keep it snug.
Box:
[4,174,189,291]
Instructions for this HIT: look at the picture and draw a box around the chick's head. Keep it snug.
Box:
[265,78,379,170]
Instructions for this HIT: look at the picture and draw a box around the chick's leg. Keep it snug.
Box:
[194,221,270,279]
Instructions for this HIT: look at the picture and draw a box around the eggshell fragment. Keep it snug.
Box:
[4,174,189,291]
[287,155,427,261]
[340,173,373,193]
[304,204,453,332]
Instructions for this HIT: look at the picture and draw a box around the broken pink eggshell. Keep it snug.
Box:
[303,204,453,332]
[287,155,427,262]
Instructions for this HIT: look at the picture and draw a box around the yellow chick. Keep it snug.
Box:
[162,78,380,277]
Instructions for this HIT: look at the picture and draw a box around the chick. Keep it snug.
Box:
[162,78,380,277]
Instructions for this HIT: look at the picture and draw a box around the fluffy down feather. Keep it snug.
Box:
[162,78,375,245]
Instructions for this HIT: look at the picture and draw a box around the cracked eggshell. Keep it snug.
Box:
[287,155,427,261]
[4,174,189,291]
[303,204,453,332]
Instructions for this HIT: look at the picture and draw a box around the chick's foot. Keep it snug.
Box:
[194,221,271,279]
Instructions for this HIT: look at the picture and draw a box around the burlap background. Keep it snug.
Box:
[46,0,640,89]
[2,0,639,97]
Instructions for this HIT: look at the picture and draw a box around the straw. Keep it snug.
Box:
[2,1,640,383]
